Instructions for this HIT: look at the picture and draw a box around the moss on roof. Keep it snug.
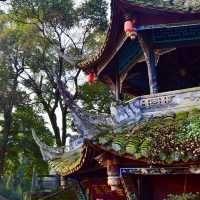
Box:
[127,0,200,13]
[95,109,200,164]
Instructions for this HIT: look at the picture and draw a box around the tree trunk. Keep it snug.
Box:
[37,95,62,147]
[48,111,62,147]
[61,102,67,146]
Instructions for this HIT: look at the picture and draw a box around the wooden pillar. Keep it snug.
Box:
[115,71,121,101]
[121,176,138,200]
[107,157,121,191]
[137,176,142,200]
[96,153,124,196]
[138,35,158,94]
[60,176,67,190]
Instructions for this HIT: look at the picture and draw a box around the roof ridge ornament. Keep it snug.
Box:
[32,129,65,161]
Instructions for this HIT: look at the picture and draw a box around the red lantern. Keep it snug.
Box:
[87,72,96,84]
[124,19,137,40]
[124,20,134,32]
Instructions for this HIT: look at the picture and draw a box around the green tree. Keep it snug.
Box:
[80,82,113,114]
[0,14,25,176]
[0,106,52,200]
[0,0,113,198]
[6,0,109,147]
[0,11,52,197]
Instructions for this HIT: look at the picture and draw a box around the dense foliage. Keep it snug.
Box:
[0,106,52,199]
[80,82,113,114]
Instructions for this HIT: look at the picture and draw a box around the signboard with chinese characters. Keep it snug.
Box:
[140,23,200,49]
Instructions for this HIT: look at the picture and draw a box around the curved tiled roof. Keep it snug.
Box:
[78,0,121,72]
[127,0,200,13]
[79,0,200,75]
[48,145,88,176]
[78,23,119,71]
[49,109,200,176]
[95,111,200,164]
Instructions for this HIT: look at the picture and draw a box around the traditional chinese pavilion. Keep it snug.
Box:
[33,0,200,199]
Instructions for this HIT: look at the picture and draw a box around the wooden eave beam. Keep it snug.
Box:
[97,35,128,76]
[72,166,106,177]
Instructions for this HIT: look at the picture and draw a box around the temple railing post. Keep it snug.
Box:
[115,71,121,101]
[121,175,138,200]
[138,34,158,94]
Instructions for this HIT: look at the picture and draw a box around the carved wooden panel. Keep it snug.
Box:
[139,23,200,49]
[152,25,200,45]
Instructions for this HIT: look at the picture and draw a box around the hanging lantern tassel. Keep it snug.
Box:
[87,72,96,84]
[124,19,137,40]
